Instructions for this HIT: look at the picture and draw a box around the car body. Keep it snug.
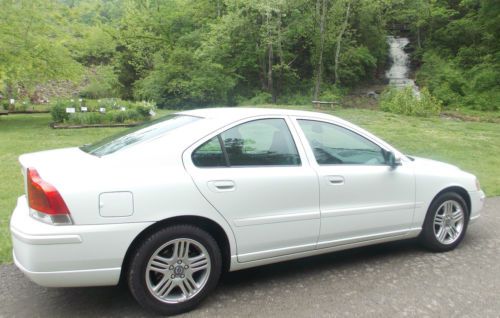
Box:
[10,107,485,314]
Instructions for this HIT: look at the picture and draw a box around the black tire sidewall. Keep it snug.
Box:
[421,192,470,252]
[128,225,222,316]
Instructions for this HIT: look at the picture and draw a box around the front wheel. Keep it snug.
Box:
[420,192,469,252]
[127,225,222,315]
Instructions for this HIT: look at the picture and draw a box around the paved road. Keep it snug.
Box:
[1,198,499,318]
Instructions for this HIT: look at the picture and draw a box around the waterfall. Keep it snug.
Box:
[386,36,419,95]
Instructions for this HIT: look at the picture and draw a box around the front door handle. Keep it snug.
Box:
[208,180,236,192]
[326,175,345,185]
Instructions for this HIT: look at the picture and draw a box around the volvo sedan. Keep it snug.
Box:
[10,108,485,315]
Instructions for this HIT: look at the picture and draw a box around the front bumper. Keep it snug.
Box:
[10,196,153,287]
[468,190,485,224]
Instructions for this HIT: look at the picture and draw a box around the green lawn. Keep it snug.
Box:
[1,108,499,264]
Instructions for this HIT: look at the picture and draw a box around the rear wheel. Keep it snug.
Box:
[420,192,469,252]
[128,225,222,315]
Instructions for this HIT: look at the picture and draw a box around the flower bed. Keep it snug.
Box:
[1,100,51,114]
[50,98,156,128]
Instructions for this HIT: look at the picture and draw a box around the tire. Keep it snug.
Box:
[127,224,222,316]
[420,192,469,252]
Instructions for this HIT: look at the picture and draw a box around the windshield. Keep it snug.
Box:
[81,114,201,156]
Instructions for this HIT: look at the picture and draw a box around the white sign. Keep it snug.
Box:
[120,107,126,111]
[9,99,15,104]
[81,107,88,112]
[65,107,76,113]
[99,107,106,113]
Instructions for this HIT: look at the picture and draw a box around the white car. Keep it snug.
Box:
[11,108,485,315]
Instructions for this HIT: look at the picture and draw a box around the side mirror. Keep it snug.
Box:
[387,151,402,168]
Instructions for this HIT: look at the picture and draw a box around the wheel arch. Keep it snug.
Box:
[430,186,471,217]
[120,215,232,284]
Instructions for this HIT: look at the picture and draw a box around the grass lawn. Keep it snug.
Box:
[1,107,499,264]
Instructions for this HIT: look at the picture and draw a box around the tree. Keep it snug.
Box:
[313,0,328,101]
[0,0,82,97]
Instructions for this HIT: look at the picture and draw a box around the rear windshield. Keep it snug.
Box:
[81,115,200,156]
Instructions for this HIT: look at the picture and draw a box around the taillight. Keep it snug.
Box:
[27,168,72,225]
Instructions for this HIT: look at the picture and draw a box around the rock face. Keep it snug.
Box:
[1,80,83,104]
[31,81,83,103]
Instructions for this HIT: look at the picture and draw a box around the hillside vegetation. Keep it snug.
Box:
[0,0,498,111]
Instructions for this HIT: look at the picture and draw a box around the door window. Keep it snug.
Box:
[298,120,387,165]
[192,118,301,167]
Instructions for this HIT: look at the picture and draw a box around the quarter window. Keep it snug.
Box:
[191,136,226,167]
[298,120,387,165]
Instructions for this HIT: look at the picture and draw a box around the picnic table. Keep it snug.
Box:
[312,100,339,109]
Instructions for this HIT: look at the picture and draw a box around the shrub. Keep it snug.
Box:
[380,86,441,117]
[277,93,311,105]
[51,101,71,122]
[80,65,122,99]
[50,98,156,125]
[237,92,273,106]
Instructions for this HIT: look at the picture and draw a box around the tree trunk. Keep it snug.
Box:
[266,10,276,103]
[417,26,421,49]
[334,0,351,85]
[216,0,221,17]
[276,11,284,102]
[268,42,275,103]
[313,0,327,101]
[257,42,267,90]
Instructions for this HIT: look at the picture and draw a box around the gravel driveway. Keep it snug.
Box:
[1,197,499,318]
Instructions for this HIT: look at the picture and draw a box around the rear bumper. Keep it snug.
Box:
[13,252,121,287]
[10,196,153,287]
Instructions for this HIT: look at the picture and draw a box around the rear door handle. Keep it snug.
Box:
[326,175,345,185]
[208,180,236,192]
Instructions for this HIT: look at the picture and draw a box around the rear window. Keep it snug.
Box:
[81,115,200,156]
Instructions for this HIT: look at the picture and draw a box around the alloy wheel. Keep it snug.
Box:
[145,238,211,304]
[433,200,465,245]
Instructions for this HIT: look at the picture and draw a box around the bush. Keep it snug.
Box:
[416,51,500,111]
[380,86,441,117]
[417,52,467,108]
[51,101,71,122]
[50,98,156,125]
[80,65,122,99]
[277,93,311,105]
[237,92,273,106]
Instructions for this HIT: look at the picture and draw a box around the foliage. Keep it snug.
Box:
[380,86,441,117]
[133,49,235,108]
[66,109,143,125]
[51,100,72,123]
[0,0,83,95]
[237,92,273,106]
[0,0,498,111]
[49,98,155,125]
[79,65,122,99]
[390,0,500,112]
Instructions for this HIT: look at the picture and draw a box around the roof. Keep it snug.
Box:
[178,107,338,121]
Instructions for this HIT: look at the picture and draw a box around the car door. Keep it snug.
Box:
[183,117,320,262]
[293,118,415,248]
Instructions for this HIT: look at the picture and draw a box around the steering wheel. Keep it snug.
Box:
[313,147,343,164]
